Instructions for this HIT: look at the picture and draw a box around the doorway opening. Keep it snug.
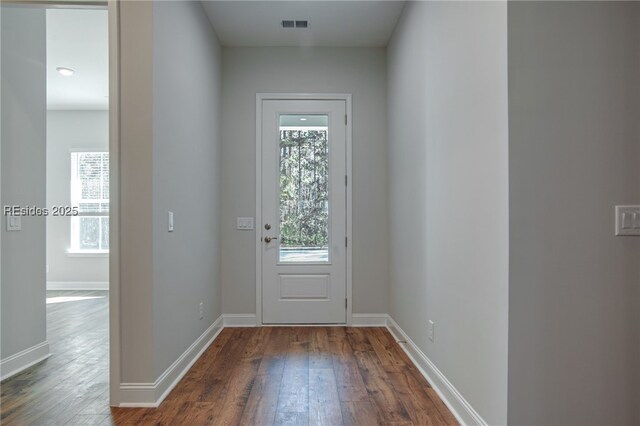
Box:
[256,95,353,325]
[0,2,118,422]
[45,4,110,417]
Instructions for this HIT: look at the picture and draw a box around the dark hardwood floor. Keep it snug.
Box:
[1,290,110,425]
[1,293,458,425]
[114,327,458,426]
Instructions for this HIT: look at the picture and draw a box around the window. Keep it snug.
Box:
[70,152,109,253]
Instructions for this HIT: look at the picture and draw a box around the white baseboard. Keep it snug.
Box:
[118,383,156,407]
[47,281,109,291]
[116,311,484,424]
[351,313,389,326]
[223,314,257,327]
[0,341,51,381]
[119,315,223,407]
[386,316,487,426]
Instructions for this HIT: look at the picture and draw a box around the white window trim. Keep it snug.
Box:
[66,250,109,257]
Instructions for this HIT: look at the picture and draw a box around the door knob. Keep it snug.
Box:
[264,236,278,243]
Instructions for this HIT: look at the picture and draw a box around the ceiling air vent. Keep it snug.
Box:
[281,20,309,29]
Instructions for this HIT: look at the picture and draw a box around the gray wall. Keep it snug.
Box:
[507,2,640,424]
[46,110,109,284]
[387,2,509,424]
[119,0,223,384]
[152,0,223,378]
[119,0,155,383]
[0,6,48,360]
[221,47,389,316]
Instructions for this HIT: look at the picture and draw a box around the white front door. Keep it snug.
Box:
[261,99,347,324]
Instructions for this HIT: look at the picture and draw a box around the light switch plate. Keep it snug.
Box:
[427,320,435,342]
[168,211,174,232]
[236,217,254,230]
[615,205,640,236]
[6,216,21,231]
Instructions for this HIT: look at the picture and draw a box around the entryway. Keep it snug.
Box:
[257,96,352,324]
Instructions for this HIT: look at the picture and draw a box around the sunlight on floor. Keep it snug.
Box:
[46,296,105,304]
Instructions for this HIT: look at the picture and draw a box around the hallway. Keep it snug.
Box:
[2,1,639,424]
[112,327,457,425]
[2,321,457,425]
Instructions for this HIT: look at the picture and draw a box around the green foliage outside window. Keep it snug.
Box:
[279,129,329,248]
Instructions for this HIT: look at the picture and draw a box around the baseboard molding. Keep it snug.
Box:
[351,313,389,326]
[47,281,109,291]
[386,316,487,426]
[119,315,223,407]
[223,314,257,327]
[0,341,51,381]
[116,312,484,423]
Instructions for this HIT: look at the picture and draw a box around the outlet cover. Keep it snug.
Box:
[615,206,640,236]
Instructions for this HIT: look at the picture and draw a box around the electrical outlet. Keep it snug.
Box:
[428,320,435,342]
[199,302,204,320]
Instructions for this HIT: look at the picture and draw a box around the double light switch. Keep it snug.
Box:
[236,217,254,230]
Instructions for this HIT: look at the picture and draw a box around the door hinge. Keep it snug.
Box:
[345,114,348,125]
[345,236,348,247]
[345,298,348,309]
[345,175,348,186]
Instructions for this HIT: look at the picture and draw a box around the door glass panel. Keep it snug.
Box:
[278,114,330,263]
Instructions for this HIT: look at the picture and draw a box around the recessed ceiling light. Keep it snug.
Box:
[56,67,75,77]
[300,118,307,121]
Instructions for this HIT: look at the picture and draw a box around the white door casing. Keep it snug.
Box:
[259,98,349,324]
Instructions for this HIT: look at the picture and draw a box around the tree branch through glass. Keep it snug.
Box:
[278,116,329,263]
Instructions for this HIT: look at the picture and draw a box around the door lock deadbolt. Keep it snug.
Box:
[264,224,271,230]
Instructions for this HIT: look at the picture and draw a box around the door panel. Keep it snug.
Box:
[261,100,346,324]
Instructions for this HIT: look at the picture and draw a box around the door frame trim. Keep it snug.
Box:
[255,93,353,326]
[107,0,121,405]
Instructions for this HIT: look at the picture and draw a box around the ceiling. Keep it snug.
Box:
[47,8,108,110]
[201,1,406,47]
[44,2,403,109]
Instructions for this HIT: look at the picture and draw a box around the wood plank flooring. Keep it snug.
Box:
[112,327,457,426]
[1,290,110,426]
[1,293,458,425]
